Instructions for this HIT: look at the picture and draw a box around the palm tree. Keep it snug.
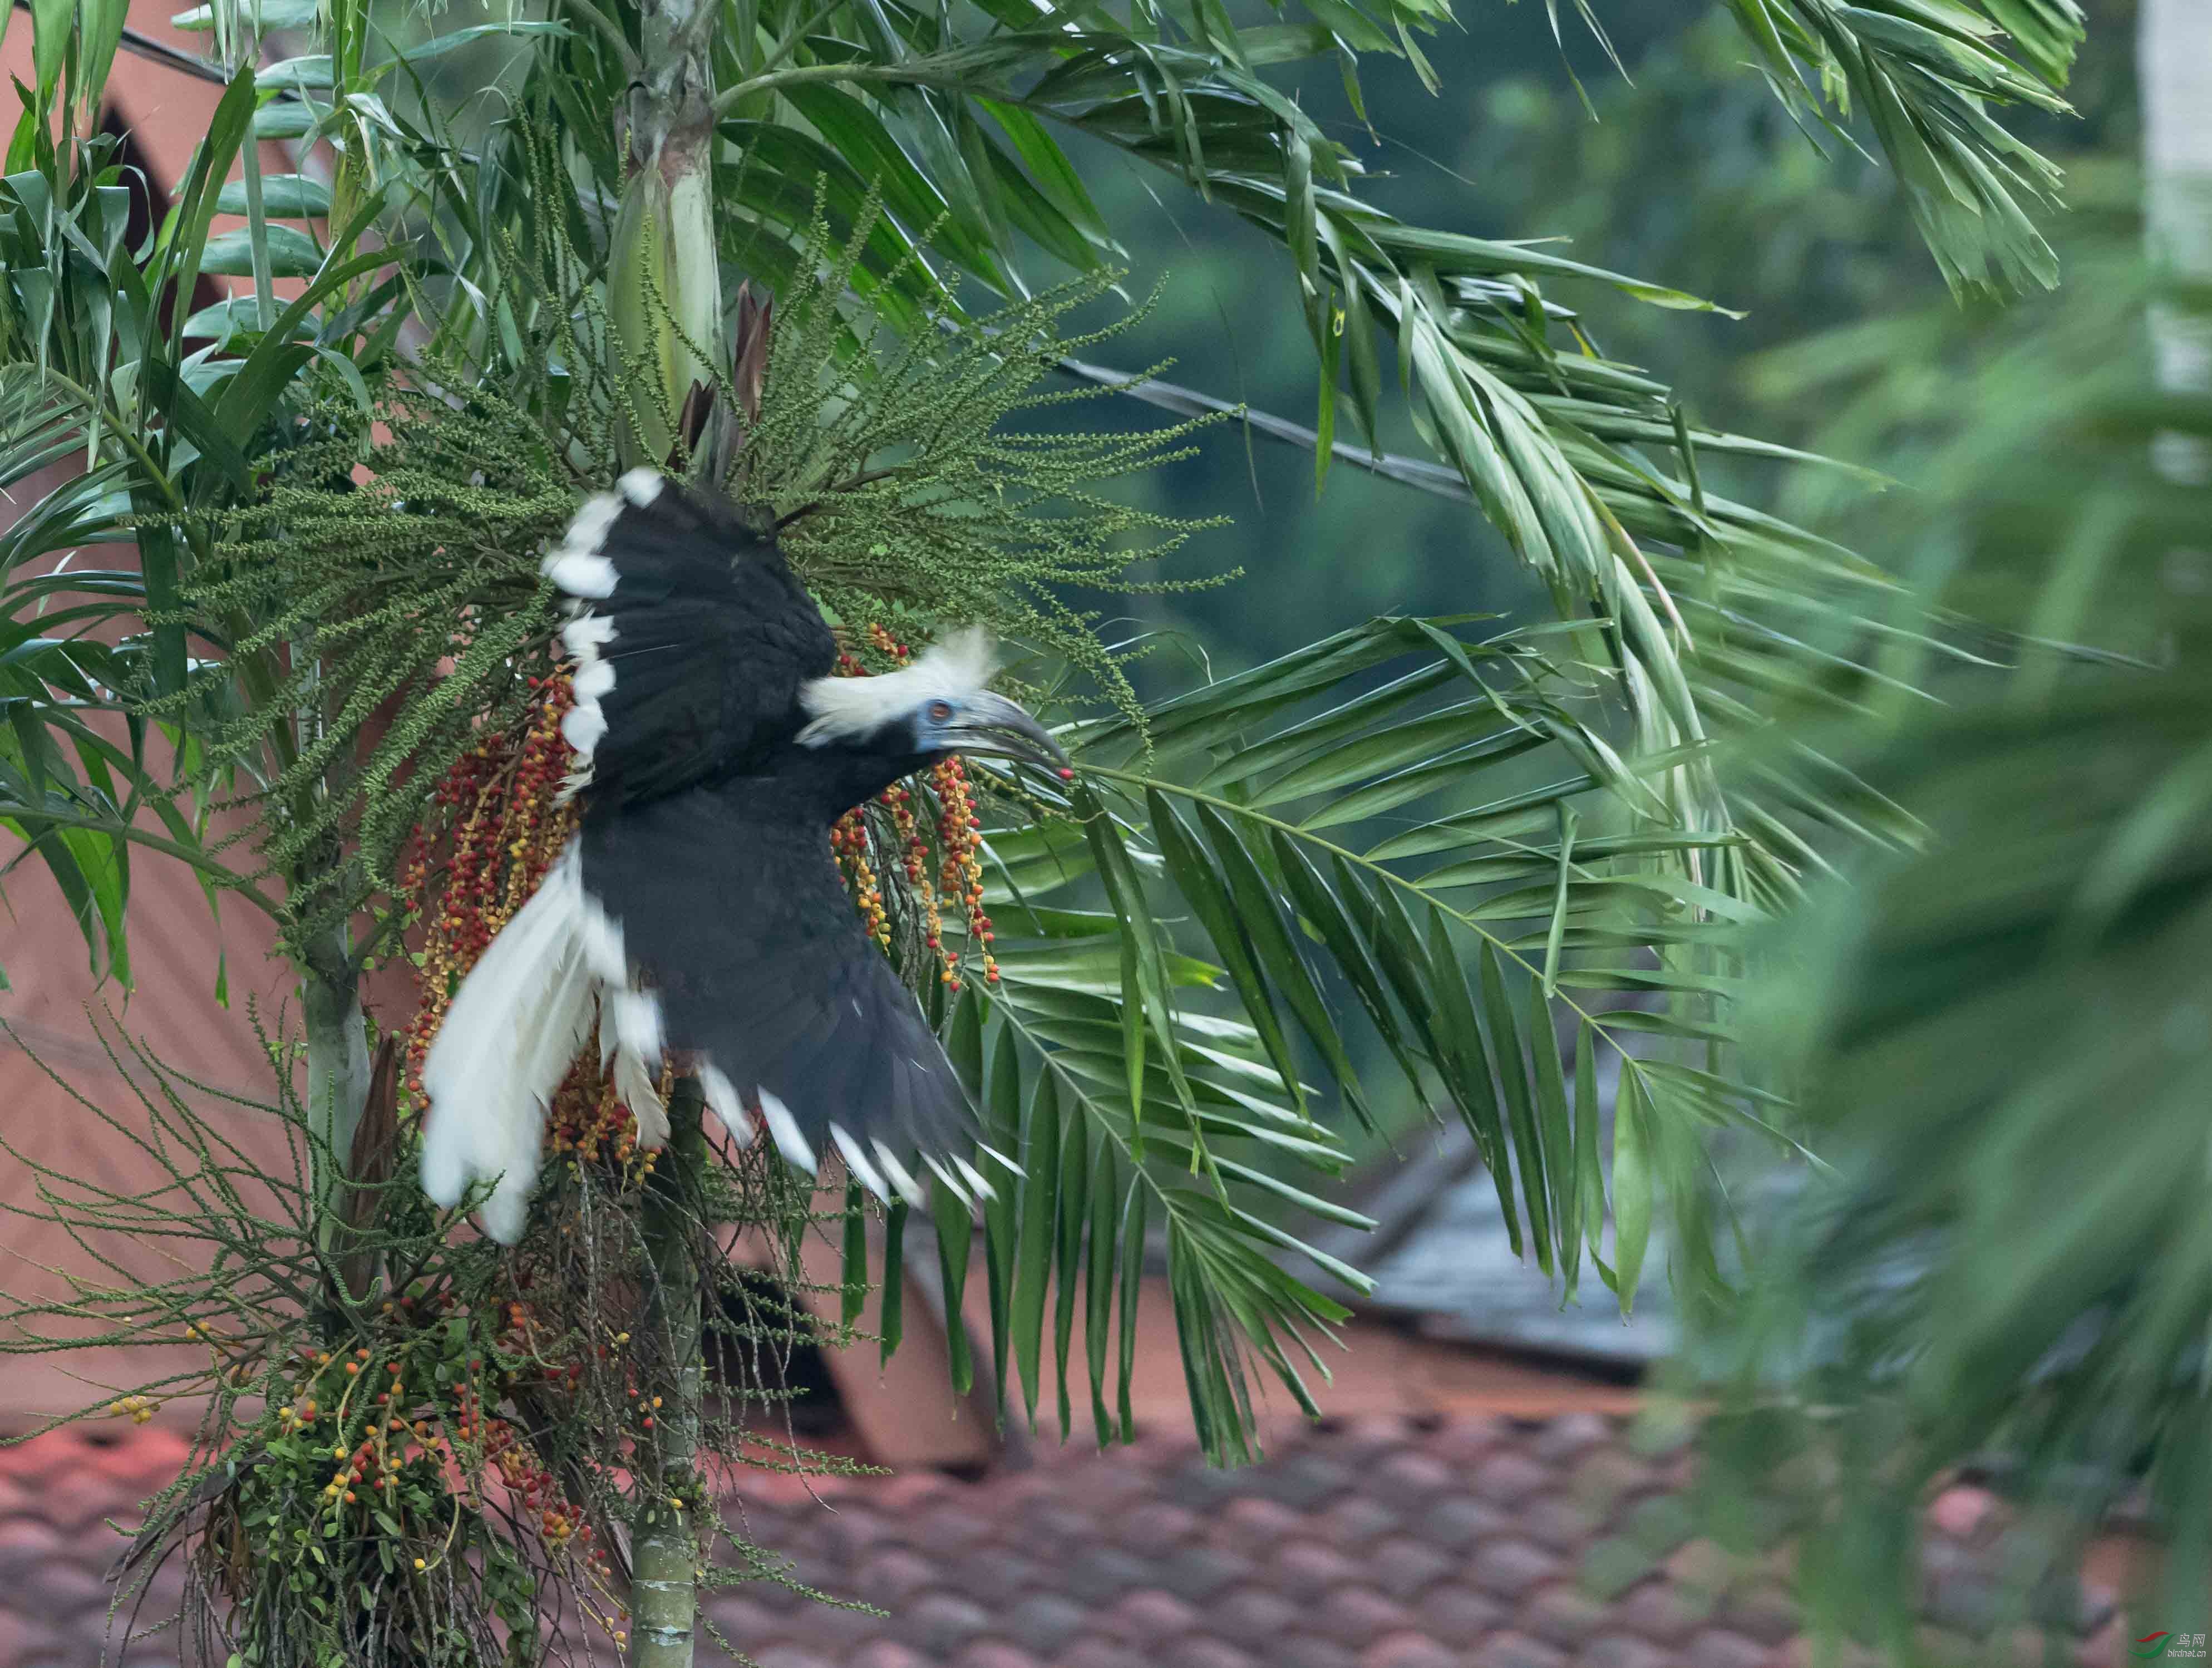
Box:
[0,0,2093,1658]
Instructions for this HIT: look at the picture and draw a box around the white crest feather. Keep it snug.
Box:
[796,626,997,747]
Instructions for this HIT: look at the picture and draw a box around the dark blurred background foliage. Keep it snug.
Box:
[1032,0,2143,677]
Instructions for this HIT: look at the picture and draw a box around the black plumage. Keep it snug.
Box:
[421,470,1065,1241]
[581,784,964,1164]
[557,484,833,807]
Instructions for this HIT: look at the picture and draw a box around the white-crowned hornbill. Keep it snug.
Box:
[420,469,1067,1244]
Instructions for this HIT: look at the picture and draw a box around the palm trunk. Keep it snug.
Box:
[613,0,726,469]
[632,1080,707,1668]
[294,611,368,1251]
[614,12,724,1657]
[302,923,370,1256]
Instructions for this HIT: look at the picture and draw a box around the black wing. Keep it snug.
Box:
[579,782,981,1186]
[548,470,834,809]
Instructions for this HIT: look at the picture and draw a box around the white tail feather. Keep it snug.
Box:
[615,1047,671,1148]
[421,842,666,1244]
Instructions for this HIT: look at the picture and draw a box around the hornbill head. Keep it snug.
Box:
[909,687,1067,771]
[797,627,1069,779]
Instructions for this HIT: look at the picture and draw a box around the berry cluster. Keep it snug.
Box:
[260,1300,624,1600]
[545,1062,660,1186]
[827,627,999,991]
[932,755,997,988]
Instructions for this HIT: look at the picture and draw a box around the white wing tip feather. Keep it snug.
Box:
[871,1142,928,1209]
[924,1155,975,1208]
[562,613,616,655]
[758,1088,816,1174]
[699,1065,755,1145]
[830,1124,891,1200]
[561,701,608,758]
[618,468,664,506]
[545,550,617,598]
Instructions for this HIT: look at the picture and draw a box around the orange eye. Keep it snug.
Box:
[926,700,954,724]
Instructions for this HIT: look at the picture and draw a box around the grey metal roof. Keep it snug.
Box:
[1323,1119,1679,1370]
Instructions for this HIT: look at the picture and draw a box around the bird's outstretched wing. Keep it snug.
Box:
[545,468,835,808]
[580,784,987,1201]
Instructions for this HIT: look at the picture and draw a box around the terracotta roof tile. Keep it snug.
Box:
[1416,1583,1509,1646]
[1208,1583,1301,1648]
[1522,1582,1612,1650]
[1357,1632,1461,1668]
[0,1413,2131,1666]
[1475,1627,1572,1668]
[1312,1585,1420,1645]
[1615,1577,1717,1642]
[1275,1638,1360,1668]
[849,1642,932,1668]
[1474,1447,1556,1507]
[1161,1637,1258,1668]
[1096,1586,1198,1644]
[1682,1627,1772,1668]
[1157,1546,1258,1603]
[1274,1536,1368,1591]
[1472,1536,1566,1597]
[1053,1639,1147,1668]
[1316,1494,1403,1548]
[1000,1592,1088,1654]
[1582,1635,1675,1668]
[959,1644,1043,1668]
[1217,1492,1302,1548]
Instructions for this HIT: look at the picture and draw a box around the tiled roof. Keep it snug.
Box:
[0,1413,2127,1667]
